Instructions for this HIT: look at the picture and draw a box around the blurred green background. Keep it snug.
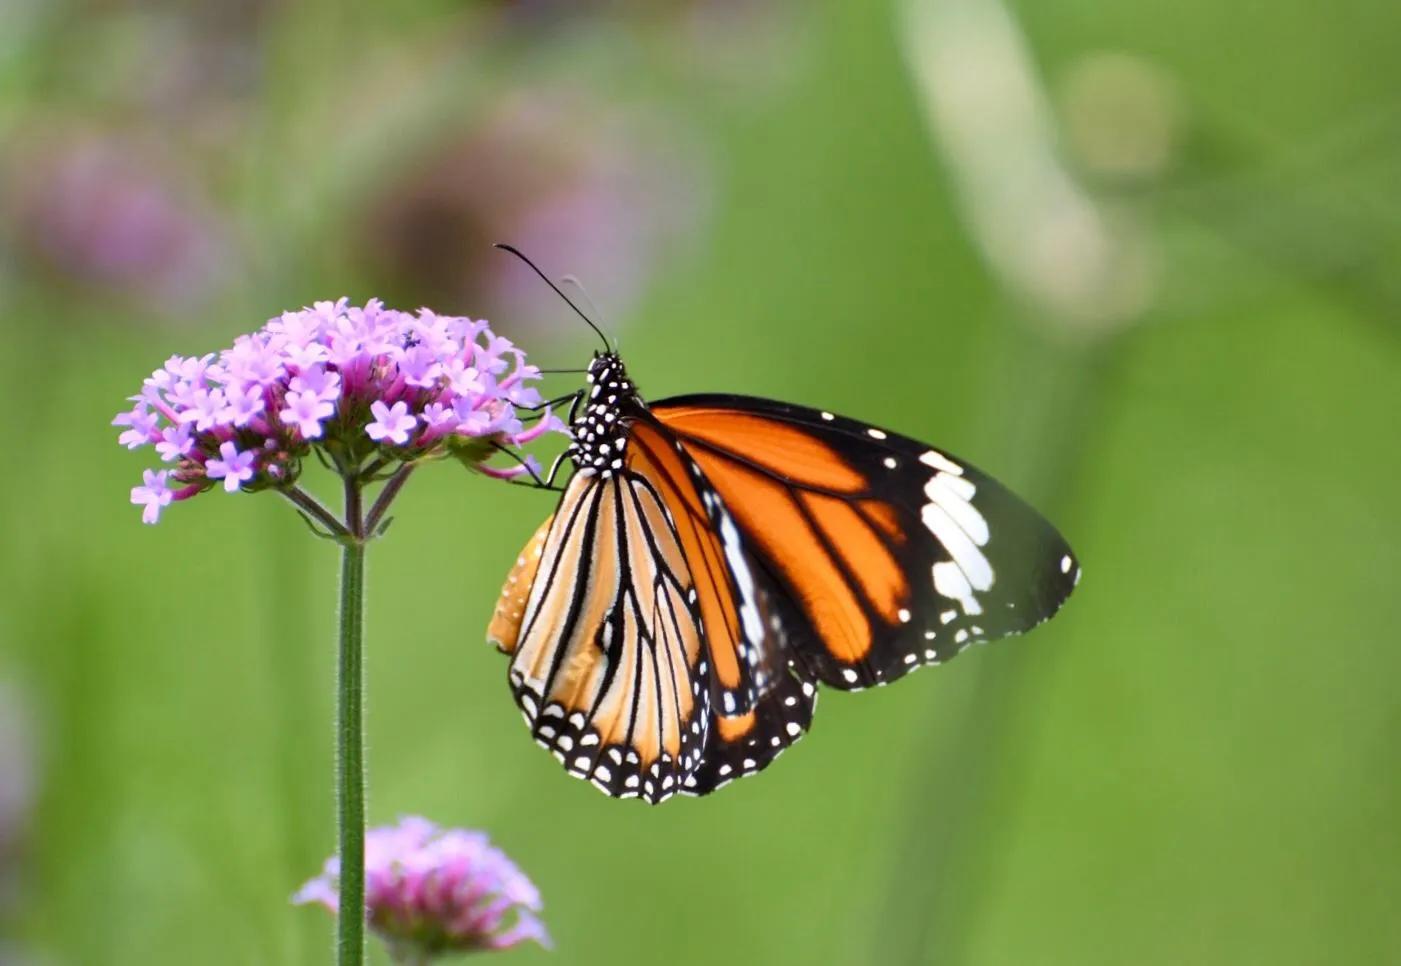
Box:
[3,0,1400,963]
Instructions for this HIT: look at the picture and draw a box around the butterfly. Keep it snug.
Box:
[486,253,1079,804]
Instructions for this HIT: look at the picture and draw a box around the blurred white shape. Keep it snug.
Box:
[1058,52,1183,183]
[901,0,1163,331]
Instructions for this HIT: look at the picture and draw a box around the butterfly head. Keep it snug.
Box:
[585,351,627,388]
[569,352,640,478]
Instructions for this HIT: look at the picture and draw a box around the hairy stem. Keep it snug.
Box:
[336,477,366,965]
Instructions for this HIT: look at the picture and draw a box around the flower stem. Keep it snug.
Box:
[280,485,350,540]
[336,478,366,966]
[364,463,415,537]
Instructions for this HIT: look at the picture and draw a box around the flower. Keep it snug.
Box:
[294,817,551,960]
[5,129,234,310]
[205,441,256,493]
[130,469,175,524]
[114,298,563,524]
[366,401,418,446]
[0,681,35,924]
[359,89,709,337]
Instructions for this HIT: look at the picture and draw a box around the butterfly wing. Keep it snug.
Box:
[650,394,1080,690]
[493,470,712,803]
[624,421,819,795]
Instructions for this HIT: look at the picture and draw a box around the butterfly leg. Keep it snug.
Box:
[492,441,570,493]
[517,390,584,422]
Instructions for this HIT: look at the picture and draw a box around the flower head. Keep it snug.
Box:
[115,299,562,523]
[361,90,709,336]
[294,817,550,960]
[6,129,234,309]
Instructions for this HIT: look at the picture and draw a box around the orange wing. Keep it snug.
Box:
[651,395,1080,691]
[625,420,819,790]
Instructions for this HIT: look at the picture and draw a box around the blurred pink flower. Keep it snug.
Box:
[5,131,235,309]
[361,90,709,334]
[294,816,550,961]
[0,681,35,920]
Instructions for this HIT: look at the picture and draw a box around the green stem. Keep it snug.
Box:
[337,478,366,966]
[280,485,351,540]
[364,463,415,537]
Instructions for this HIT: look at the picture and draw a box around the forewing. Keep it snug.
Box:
[651,394,1080,690]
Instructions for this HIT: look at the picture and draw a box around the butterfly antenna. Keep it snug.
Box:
[494,243,611,351]
[560,274,604,325]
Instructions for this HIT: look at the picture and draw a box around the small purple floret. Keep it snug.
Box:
[205,441,256,492]
[130,469,174,524]
[366,400,418,447]
[294,816,551,960]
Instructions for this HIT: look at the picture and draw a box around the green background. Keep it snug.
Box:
[2,1,1399,963]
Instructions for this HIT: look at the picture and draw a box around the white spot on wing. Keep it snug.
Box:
[924,505,993,592]
[919,450,963,475]
[716,503,764,646]
[924,474,987,545]
[933,561,984,616]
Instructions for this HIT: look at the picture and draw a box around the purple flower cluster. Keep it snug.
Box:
[114,299,562,523]
[295,817,550,958]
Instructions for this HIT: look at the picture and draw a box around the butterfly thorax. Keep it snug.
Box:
[567,352,643,479]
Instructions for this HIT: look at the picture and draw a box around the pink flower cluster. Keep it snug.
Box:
[294,816,550,958]
[114,299,562,523]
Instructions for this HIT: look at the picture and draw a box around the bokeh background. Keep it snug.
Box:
[3,0,1400,963]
